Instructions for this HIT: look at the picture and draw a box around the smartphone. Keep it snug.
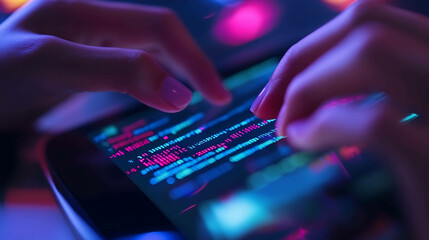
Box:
[44,58,405,240]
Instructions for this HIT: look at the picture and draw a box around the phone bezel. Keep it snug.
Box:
[45,104,182,239]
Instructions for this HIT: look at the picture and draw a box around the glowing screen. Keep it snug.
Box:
[88,59,356,239]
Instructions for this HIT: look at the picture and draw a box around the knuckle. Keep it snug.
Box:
[285,78,312,106]
[284,44,298,60]
[352,23,392,57]
[124,51,158,93]
[281,44,304,73]
[10,35,61,80]
[345,0,380,25]
[36,35,61,50]
[128,51,156,70]
[158,8,180,25]
[22,35,61,60]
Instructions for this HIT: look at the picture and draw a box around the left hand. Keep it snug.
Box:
[0,0,231,130]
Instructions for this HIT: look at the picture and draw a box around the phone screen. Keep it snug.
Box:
[87,59,362,239]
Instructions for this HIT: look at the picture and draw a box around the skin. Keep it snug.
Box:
[251,1,429,239]
[0,0,231,130]
[0,0,426,238]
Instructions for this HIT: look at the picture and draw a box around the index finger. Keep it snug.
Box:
[17,0,231,105]
[252,0,429,119]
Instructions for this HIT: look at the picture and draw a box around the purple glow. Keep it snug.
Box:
[212,0,280,46]
[284,227,308,240]
[322,0,358,11]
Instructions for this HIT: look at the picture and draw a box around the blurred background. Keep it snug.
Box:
[1,0,429,239]
[1,0,429,71]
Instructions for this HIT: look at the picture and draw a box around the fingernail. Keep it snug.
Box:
[250,85,268,113]
[275,105,288,136]
[250,98,262,113]
[162,77,192,109]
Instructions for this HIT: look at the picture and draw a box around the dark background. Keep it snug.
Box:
[1,0,428,72]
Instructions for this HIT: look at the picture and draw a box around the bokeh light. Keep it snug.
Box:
[0,0,28,13]
[322,0,358,11]
[322,0,391,12]
[213,0,280,46]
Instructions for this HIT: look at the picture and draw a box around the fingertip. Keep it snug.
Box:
[252,80,287,120]
[206,84,233,106]
[250,101,260,114]
[276,128,287,138]
[286,120,310,149]
[250,84,269,114]
[251,95,279,120]
[161,77,192,110]
[217,89,233,105]
[275,106,288,137]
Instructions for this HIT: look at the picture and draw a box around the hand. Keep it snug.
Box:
[251,0,429,153]
[0,0,231,129]
[251,1,429,238]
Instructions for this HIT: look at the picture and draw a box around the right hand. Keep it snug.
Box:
[250,1,429,238]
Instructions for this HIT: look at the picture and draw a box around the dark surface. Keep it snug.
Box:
[0,132,19,197]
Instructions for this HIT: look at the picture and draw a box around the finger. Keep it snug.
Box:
[251,0,429,119]
[284,100,399,150]
[288,98,429,239]
[17,0,231,105]
[32,35,192,113]
[275,23,429,135]
[286,96,426,152]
